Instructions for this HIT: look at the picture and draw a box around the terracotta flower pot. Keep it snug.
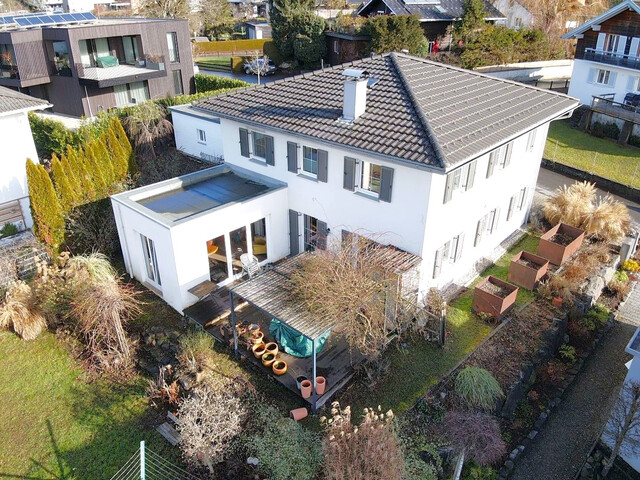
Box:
[316,376,326,395]
[272,360,288,375]
[262,352,276,368]
[251,331,264,344]
[252,342,266,358]
[265,342,279,356]
[296,375,308,390]
[301,379,312,399]
[290,407,308,421]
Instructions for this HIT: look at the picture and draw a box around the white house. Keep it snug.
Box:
[491,0,534,30]
[563,0,640,106]
[114,53,578,313]
[0,87,50,232]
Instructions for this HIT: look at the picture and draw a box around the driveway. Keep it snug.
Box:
[510,288,640,480]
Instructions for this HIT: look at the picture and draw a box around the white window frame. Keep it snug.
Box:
[604,34,620,53]
[252,132,267,160]
[333,40,339,54]
[166,31,179,63]
[526,130,536,152]
[446,160,475,201]
[197,128,206,144]
[141,234,161,288]
[302,145,319,177]
[596,69,611,85]
[356,160,383,198]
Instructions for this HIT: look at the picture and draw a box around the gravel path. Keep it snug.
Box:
[510,301,639,480]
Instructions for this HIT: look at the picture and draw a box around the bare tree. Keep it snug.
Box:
[602,381,640,477]
[141,0,190,18]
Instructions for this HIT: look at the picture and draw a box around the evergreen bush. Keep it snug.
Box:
[455,366,503,411]
[194,73,249,92]
[26,159,65,255]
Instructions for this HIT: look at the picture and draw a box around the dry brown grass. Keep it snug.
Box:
[608,279,631,300]
[0,281,46,341]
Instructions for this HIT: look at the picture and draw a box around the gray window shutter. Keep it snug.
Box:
[465,160,476,191]
[343,157,356,191]
[608,71,617,87]
[289,209,299,256]
[587,68,596,84]
[239,128,250,158]
[443,172,454,203]
[492,208,501,233]
[627,75,640,91]
[507,195,516,221]
[433,247,443,279]
[486,153,496,178]
[287,142,298,173]
[454,233,464,262]
[265,135,275,166]
[317,150,328,183]
[596,32,606,51]
[616,35,627,55]
[474,217,485,246]
[503,143,512,167]
[379,166,394,202]
[316,220,328,250]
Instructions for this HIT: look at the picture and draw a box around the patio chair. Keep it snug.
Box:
[240,253,261,278]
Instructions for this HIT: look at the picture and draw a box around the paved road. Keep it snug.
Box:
[536,167,640,229]
[510,298,639,480]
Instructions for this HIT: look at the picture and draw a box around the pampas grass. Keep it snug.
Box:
[0,281,46,340]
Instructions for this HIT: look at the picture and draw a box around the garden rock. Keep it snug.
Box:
[246,457,260,466]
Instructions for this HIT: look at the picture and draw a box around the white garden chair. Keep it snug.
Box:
[240,253,261,278]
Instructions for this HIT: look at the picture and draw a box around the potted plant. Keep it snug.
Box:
[508,251,549,290]
[537,223,585,266]
[472,275,519,319]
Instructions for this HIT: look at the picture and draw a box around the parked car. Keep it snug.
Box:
[623,92,640,110]
[244,58,277,76]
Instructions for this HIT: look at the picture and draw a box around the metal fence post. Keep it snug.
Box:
[140,441,145,480]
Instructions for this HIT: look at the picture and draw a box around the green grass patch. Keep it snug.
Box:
[196,56,232,71]
[544,121,640,188]
[0,331,180,479]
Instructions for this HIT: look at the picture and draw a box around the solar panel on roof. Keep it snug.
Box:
[13,11,97,28]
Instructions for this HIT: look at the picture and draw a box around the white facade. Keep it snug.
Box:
[0,108,46,230]
[170,107,550,301]
[170,105,224,162]
[568,58,640,105]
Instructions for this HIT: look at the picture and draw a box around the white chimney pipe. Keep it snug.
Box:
[342,69,369,122]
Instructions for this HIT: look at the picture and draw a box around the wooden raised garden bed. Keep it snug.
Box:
[537,223,585,266]
[508,251,550,290]
[472,275,519,318]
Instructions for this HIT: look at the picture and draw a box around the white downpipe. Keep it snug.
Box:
[84,85,93,117]
[453,450,465,480]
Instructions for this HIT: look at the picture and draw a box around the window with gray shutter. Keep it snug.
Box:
[503,143,512,168]
[265,135,275,166]
[343,157,356,191]
[316,220,328,249]
[507,195,516,221]
[239,128,250,158]
[490,208,500,233]
[475,216,486,246]
[465,160,476,191]
[454,233,464,262]
[287,142,298,173]
[443,172,454,203]
[379,166,394,202]
[317,150,328,182]
[289,209,300,256]
[433,247,444,279]
[486,153,496,178]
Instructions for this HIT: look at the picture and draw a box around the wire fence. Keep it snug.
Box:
[110,442,201,480]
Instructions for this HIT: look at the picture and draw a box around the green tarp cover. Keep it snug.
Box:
[96,56,119,68]
[269,318,330,358]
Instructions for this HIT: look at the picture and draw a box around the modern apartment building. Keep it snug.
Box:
[0,13,194,117]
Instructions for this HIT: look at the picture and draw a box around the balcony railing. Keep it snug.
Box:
[591,95,640,124]
[75,54,166,86]
[584,48,640,71]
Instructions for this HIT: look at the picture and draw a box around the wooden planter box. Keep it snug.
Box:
[508,251,549,290]
[537,223,585,266]
[472,275,519,318]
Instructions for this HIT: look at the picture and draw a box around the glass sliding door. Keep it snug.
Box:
[140,234,161,288]
[250,218,267,262]
[229,226,247,275]
[206,235,228,283]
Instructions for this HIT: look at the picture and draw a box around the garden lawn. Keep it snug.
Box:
[196,56,232,71]
[0,331,180,479]
[340,232,540,415]
[544,121,640,188]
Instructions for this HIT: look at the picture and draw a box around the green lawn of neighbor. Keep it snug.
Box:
[0,331,181,479]
[339,232,540,415]
[544,121,640,188]
[196,56,232,71]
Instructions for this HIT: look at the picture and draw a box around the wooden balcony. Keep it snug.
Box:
[591,95,640,125]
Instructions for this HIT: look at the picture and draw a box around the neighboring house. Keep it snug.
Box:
[113,53,577,313]
[0,13,194,117]
[0,87,50,231]
[491,0,534,30]
[245,21,271,39]
[325,31,371,66]
[563,0,640,106]
[356,0,505,40]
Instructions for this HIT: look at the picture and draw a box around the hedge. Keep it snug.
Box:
[194,73,249,93]
[193,38,268,55]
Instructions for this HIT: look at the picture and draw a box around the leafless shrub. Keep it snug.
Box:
[177,384,247,474]
[147,364,180,408]
[322,402,404,480]
[608,279,631,301]
[425,287,446,315]
[444,410,506,466]
[0,281,46,340]
[602,381,640,477]
[122,102,173,162]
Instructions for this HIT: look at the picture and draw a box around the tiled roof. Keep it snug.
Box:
[194,53,578,169]
[0,86,49,115]
[358,0,505,21]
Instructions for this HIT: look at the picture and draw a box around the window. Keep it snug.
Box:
[167,32,179,63]
[517,187,527,210]
[141,234,161,286]
[474,208,500,246]
[358,160,382,196]
[252,132,267,160]
[303,214,327,251]
[604,34,620,53]
[51,41,70,75]
[197,129,206,143]
[433,233,465,278]
[596,69,611,85]
[526,130,536,152]
[302,146,319,176]
[443,160,477,203]
[486,143,512,178]
[333,40,339,54]
[507,188,526,221]
[114,81,150,107]
[122,36,139,64]
[172,69,184,95]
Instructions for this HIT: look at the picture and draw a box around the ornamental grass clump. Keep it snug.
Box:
[0,281,46,340]
[177,329,216,374]
[322,402,404,480]
[455,366,503,411]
